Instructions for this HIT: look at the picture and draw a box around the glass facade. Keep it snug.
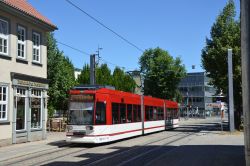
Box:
[178,72,218,112]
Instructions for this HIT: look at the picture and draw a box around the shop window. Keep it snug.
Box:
[0,19,8,55]
[31,89,41,129]
[112,103,119,124]
[127,104,132,123]
[16,96,25,130]
[120,104,126,123]
[95,102,106,125]
[0,85,8,121]
[16,88,26,130]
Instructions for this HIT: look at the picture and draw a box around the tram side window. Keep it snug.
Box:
[145,106,150,121]
[166,108,172,119]
[127,104,133,122]
[138,105,141,121]
[172,109,179,119]
[112,103,119,124]
[157,107,164,120]
[95,102,106,125]
[133,105,141,122]
[120,104,126,123]
[153,107,157,120]
[149,106,154,120]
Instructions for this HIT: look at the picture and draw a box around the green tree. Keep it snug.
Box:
[139,47,186,101]
[77,64,90,84]
[201,0,241,129]
[96,64,112,85]
[47,33,75,116]
[77,63,136,93]
[112,67,136,92]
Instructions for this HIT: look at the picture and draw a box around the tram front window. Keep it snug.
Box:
[68,102,94,125]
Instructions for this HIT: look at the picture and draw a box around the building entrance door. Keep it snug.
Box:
[16,89,26,131]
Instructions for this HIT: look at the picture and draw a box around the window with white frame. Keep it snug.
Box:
[31,89,42,129]
[17,25,26,59]
[32,32,40,63]
[16,88,26,130]
[0,19,8,55]
[0,85,8,121]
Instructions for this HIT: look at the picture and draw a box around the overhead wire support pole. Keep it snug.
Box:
[126,70,144,135]
[241,0,250,165]
[228,49,235,132]
[90,54,95,85]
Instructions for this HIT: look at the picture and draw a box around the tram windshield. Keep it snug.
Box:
[68,94,94,125]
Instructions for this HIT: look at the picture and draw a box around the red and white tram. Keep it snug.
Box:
[66,85,179,143]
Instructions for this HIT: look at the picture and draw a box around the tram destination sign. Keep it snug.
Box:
[70,94,94,102]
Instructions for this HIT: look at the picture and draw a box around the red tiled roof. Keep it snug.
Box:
[2,0,57,29]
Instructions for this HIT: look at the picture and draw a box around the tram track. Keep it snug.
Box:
[84,124,215,166]
[2,123,217,166]
[36,131,184,166]
[85,132,193,166]
[2,131,183,166]
[0,142,84,166]
[0,142,74,163]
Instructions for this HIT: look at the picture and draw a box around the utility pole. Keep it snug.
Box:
[90,46,102,85]
[186,90,189,119]
[126,70,144,135]
[90,54,95,85]
[228,49,235,132]
[241,0,250,165]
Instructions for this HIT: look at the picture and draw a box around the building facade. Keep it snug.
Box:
[178,72,224,115]
[0,0,57,145]
[74,68,81,80]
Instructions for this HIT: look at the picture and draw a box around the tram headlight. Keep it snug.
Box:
[67,125,73,132]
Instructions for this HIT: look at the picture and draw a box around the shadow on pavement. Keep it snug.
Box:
[175,122,229,133]
[42,144,245,166]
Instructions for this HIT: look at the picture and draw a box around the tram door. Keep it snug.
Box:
[166,109,173,128]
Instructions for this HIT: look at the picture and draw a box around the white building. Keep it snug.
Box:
[0,0,57,145]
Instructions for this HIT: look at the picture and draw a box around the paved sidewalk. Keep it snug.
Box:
[0,132,67,162]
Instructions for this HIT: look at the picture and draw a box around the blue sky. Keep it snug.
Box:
[29,0,240,72]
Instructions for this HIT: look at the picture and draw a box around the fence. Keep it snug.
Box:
[47,118,67,132]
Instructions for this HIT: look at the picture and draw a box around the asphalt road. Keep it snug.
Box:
[0,118,245,166]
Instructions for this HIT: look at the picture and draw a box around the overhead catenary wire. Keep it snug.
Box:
[65,0,145,53]
[57,40,131,70]
[57,41,90,55]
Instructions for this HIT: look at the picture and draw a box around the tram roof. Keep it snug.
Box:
[70,85,178,108]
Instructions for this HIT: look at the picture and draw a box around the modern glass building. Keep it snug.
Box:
[178,72,224,115]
